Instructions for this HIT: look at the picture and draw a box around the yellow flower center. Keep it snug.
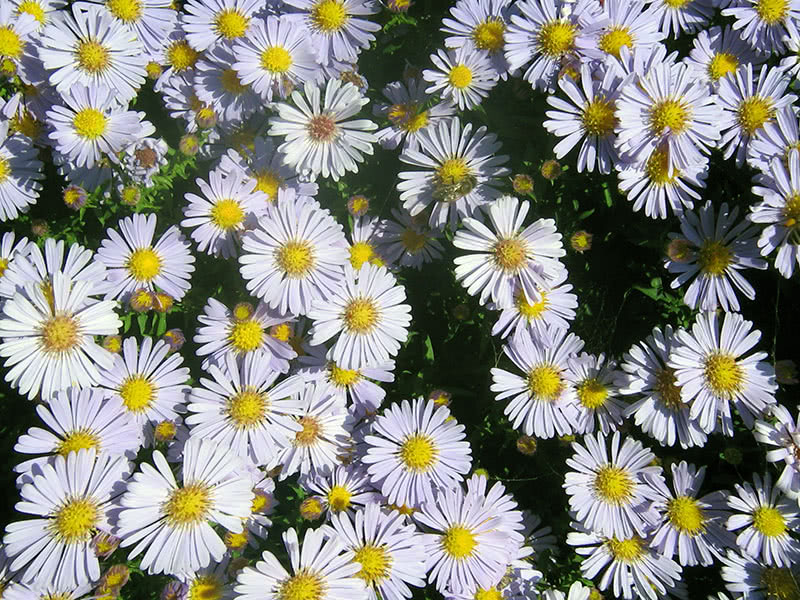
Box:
[252,490,271,513]
[349,242,375,269]
[10,109,42,139]
[261,46,293,73]
[329,362,361,387]
[756,0,789,24]
[307,113,338,143]
[189,575,223,600]
[276,240,315,278]
[225,530,248,550]
[442,525,477,559]
[577,378,609,409]
[227,389,267,428]
[606,536,646,562]
[448,64,473,89]
[342,297,379,334]
[106,0,142,22]
[353,544,391,585]
[164,483,211,526]
[220,68,248,94]
[57,429,100,456]
[327,485,352,512]
[761,567,800,600]
[399,433,437,472]
[708,52,738,82]
[654,367,683,410]
[311,0,348,32]
[51,498,98,542]
[598,26,634,58]
[492,237,528,272]
[233,302,254,321]
[664,0,691,6]
[154,420,176,441]
[475,588,504,600]
[349,194,370,214]
[703,353,743,397]
[211,198,245,230]
[214,8,249,39]
[228,318,264,353]
[437,157,470,185]
[593,465,634,504]
[271,322,292,342]
[537,20,577,57]
[127,247,162,281]
[582,96,617,136]
[253,169,283,201]
[646,147,679,186]
[73,108,108,140]
[0,26,23,59]
[119,375,154,413]
[667,495,706,535]
[401,228,428,253]
[40,315,80,353]
[527,365,564,400]
[16,0,46,24]
[0,256,8,277]
[279,572,324,600]
[294,416,322,446]
[696,239,732,276]
[649,99,690,135]
[753,506,787,537]
[167,40,199,71]
[783,193,800,229]
[76,40,110,74]
[515,289,548,320]
[738,97,774,136]
[472,18,505,53]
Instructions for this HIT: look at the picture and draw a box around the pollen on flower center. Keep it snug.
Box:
[606,536,646,562]
[753,506,787,537]
[228,318,264,353]
[593,465,634,504]
[307,113,338,143]
[353,544,392,585]
[311,0,348,33]
[167,40,199,71]
[663,0,691,6]
[667,495,706,535]
[577,378,609,409]
[295,416,322,446]
[650,99,690,135]
[189,575,223,600]
[654,367,683,410]
[261,45,293,73]
[16,0,46,24]
[646,147,679,186]
[329,362,361,387]
[254,169,283,201]
[327,485,352,512]
[475,588,503,600]
[448,64,473,89]
[349,242,375,269]
[708,52,738,82]
[73,108,108,140]
[57,429,100,456]
[436,157,470,185]
[119,374,155,412]
[276,240,315,278]
[278,571,324,600]
[537,20,577,57]
[582,97,617,137]
[211,198,245,230]
[220,68,248,94]
[756,0,789,24]
[515,289,548,320]
[493,237,528,272]
[738,96,774,136]
[40,315,80,353]
[106,0,142,23]
[76,40,110,74]
[0,256,9,277]
[214,8,249,39]
[127,247,162,281]
[164,483,212,526]
[342,297,379,334]
[472,19,506,53]
[703,352,743,397]
[399,433,437,472]
[227,389,268,428]
[442,525,477,559]
[52,497,99,542]
[696,239,732,276]
[598,27,634,58]
[401,228,428,253]
[527,365,564,401]
[782,193,800,229]
[760,567,800,600]
[0,27,23,59]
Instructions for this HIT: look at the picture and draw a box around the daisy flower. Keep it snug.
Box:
[453,194,566,309]
[193,43,262,125]
[0,130,43,222]
[647,461,733,566]
[38,4,146,101]
[648,0,713,38]
[397,117,509,229]
[282,0,381,65]
[3,450,131,589]
[46,85,153,170]
[362,398,472,509]
[301,465,380,516]
[618,325,707,449]
[116,437,253,576]
[240,189,349,316]
[717,64,797,167]
[0,272,120,401]
[182,0,261,51]
[375,208,445,270]
[416,484,513,596]
[234,526,366,600]
[665,200,766,312]
[307,263,411,371]
[0,231,28,291]
[2,581,93,600]
[465,473,526,540]
[575,0,665,61]
[423,45,499,111]
[327,502,428,600]
[177,560,233,600]
[346,216,388,271]
[122,136,169,186]
[154,30,201,93]
[750,150,800,278]
[441,0,513,75]
[232,14,319,103]
[721,549,800,600]
[683,26,761,88]
[194,298,297,372]
[8,0,67,31]
[14,386,141,478]
[668,311,778,436]
[268,78,378,181]
[564,431,662,539]
[543,62,630,174]
[181,167,267,259]
[748,107,799,173]
[753,403,800,498]
[566,353,626,435]
[0,6,37,82]
[539,582,591,600]
[96,212,195,302]
[726,472,800,567]
[721,0,800,54]
[81,0,176,58]
[96,336,190,429]
[490,326,584,439]
[185,351,306,466]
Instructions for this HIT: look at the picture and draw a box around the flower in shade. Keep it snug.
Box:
[0,231,27,290]
[376,208,445,270]
[566,353,626,435]
[301,465,380,517]
[683,25,760,88]
[0,124,44,222]
[116,438,254,576]
[721,0,800,54]
[753,404,800,499]
[181,0,261,51]
[423,45,499,111]
[720,549,800,600]
[748,106,800,173]
[649,0,713,38]
[193,44,262,125]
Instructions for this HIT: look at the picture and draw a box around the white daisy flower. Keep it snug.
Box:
[234,526,367,600]
[268,78,378,181]
[2,581,93,600]
[726,472,800,567]
[648,0,713,38]
[0,231,28,292]
[326,502,428,600]
[682,25,761,88]
[3,449,131,589]
[397,117,510,229]
[6,0,59,33]
[566,352,626,435]
[721,549,800,600]
[0,130,43,222]
[96,212,195,302]
[182,0,261,51]
[38,4,146,101]
[441,0,513,75]
[668,311,778,436]
[193,43,262,125]
[564,431,662,540]
[346,216,389,271]
[116,437,254,576]
[490,326,584,439]
[465,473,526,541]
[308,263,411,371]
[721,0,800,54]
[302,465,380,517]
[748,107,799,174]
[0,272,120,401]
[362,398,471,509]
[575,0,665,61]
[753,403,800,498]
[185,351,306,467]
[79,0,177,58]
[375,208,445,270]
[239,189,349,317]
[423,45,499,111]
[538,581,591,600]
[453,194,566,309]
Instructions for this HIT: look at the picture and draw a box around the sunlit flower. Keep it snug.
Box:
[423,45,498,110]
[182,0,261,51]
[753,403,800,499]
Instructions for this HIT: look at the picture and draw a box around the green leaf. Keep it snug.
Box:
[424,335,434,362]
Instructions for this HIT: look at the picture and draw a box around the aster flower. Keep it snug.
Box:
[575,0,665,61]
[720,549,800,600]
[0,4,37,69]
[0,130,43,222]
[116,438,253,575]
[96,212,195,302]
[182,0,261,50]
[665,200,766,312]
[0,231,28,291]
[193,43,262,125]
[465,473,526,541]
[375,208,445,270]
[346,216,388,271]
[490,326,584,439]
[683,25,761,88]
[721,0,800,54]
[565,353,626,435]
[753,404,800,498]
[3,450,131,589]
[81,0,176,58]
[748,107,799,173]
[648,0,713,37]
[668,311,778,436]
[397,117,509,229]
[2,581,93,600]
[726,472,800,567]
[453,194,566,308]
[301,465,380,517]
[0,272,120,401]
[362,398,471,509]
[441,0,513,75]
[122,136,168,186]
[423,45,499,111]
[268,78,378,181]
